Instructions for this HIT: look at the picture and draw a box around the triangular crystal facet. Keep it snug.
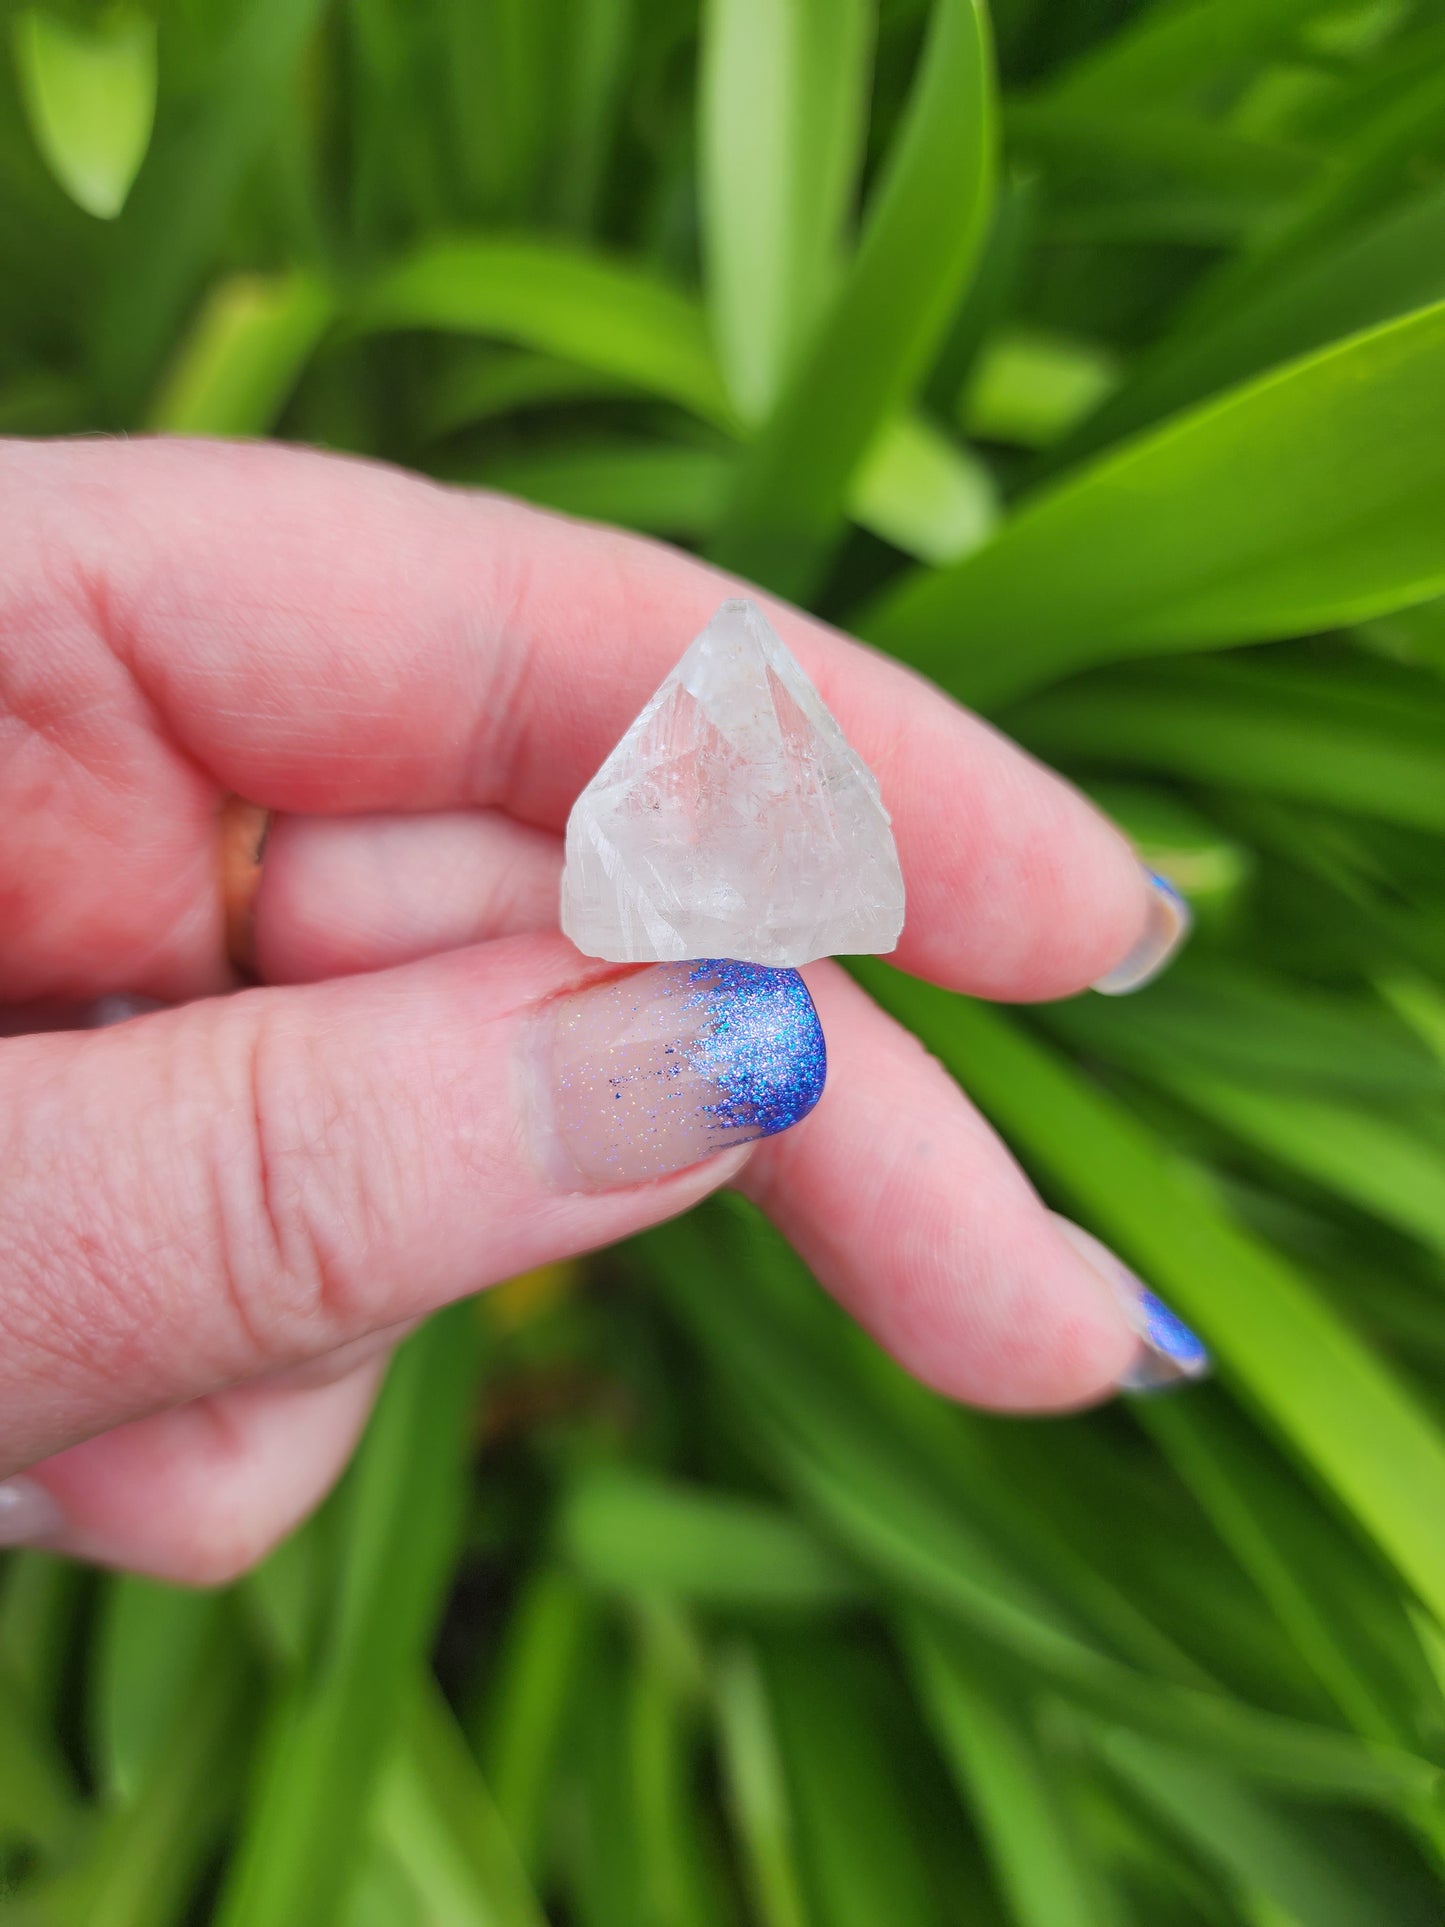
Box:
[560,599,905,966]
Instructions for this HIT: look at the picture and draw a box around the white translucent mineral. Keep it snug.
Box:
[560,598,905,967]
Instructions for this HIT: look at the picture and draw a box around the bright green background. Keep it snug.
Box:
[4,0,1445,1921]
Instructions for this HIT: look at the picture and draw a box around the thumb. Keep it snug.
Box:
[0,939,825,1472]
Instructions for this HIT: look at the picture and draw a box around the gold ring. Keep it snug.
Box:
[219,797,271,977]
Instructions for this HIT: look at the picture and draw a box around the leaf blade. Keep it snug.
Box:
[709,0,996,600]
[867,301,1445,706]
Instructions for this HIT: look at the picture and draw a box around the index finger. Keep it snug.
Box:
[7,436,1160,1000]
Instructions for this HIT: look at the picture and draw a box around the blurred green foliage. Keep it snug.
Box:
[4,0,1445,1919]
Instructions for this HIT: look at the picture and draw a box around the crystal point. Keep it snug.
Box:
[561,599,905,966]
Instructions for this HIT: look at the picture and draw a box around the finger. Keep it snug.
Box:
[0,937,825,1471]
[250,815,1187,1009]
[0,1340,396,1584]
[5,437,1164,1003]
[739,964,1200,1409]
[255,810,562,982]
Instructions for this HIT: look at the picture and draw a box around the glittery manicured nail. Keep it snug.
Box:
[1053,1216,1210,1394]
[1092,871,1191,996]
[540,960,827,1188]
[0,1477,65,1548]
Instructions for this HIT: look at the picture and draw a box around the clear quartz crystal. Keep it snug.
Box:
[561,598,906,966]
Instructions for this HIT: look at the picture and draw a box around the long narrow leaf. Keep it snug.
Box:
[369,1679,548,1927]
[356,237,736,426]
[27,1618,254,1927]
[700,0,874,423]
[561,1465,864,1608]
[1005,658,1445,835]
[146,270,332,434]
[472,1565,593,1880]
[867,301,1445,707]
[216,1305,485,1927]
[95,0,327,411]
[710,0,995,599]
[908,1620,1106,1927]
[713,1641,812,1927]
[858,967,1445,1634]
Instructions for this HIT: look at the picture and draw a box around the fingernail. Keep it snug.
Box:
[0,1476,65,1548]
[1053,1217,1210,1393]
[1092,871,1191,996]
[539,960,827,1188]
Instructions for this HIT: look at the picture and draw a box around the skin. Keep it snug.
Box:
[0,437,1159,1585]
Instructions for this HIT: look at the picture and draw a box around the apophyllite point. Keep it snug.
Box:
[560,599,906,967]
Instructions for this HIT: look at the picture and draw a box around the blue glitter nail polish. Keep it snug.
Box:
[1052,1214,1212,1396]
[1138,1289,1209,1371]
[547,958,828,1187]
[1117,1286,1210,1394]
[683,961,827,1137]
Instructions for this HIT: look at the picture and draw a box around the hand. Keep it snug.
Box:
[0,438,1190,1584]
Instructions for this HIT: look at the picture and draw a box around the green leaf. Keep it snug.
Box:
[345,1845,430,1927]
[1381,973,1445,1069]
[216,1305,486,1927]
[709,0,996,600]
[1041,959,1445,1101]
[764,1632,944,1927]
[1170,1078,1445,1258]
[356,237,736,427]
[962,324,1120,448]
[713,1641,811,1927]
[1005,98,1315,204]
[866,301,1445,708]
[1095,1729,1426,1927]
[775,1411,1437,1806]
[850,413,998,564]
[145,270,333,435]
[653,1209,1441,1809]
[0,1553,86,1727]
[90,1578,224,1802]
[563,1641,644,1927]
[434,0,558,221]
[94,0,328,412]
[700,0,874,424]
[421,346,636,440]
[908,1621,1106,1927]
[0,1646,82,1855]
[28,1617,254,1927]
[1056,181,1445,466]
[13,6,156,220]
[1035,0,1336,113]
[550,0,634,232]
[1142,1395,1445,1760]
[923,161,1038,408]
[451,414,995,562]
[857,967,1445,1639]
[471,1565,593,1880]
[1196,28,1445,326]
[625,1608,732,1927]
[1005,657,1445,834]
[369,1680,548,1927]
[449,440,729,539]
[1360,588,1445,673]
[559,1464,864,1608]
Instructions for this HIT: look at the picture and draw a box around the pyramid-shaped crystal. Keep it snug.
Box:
[561,599,905,966]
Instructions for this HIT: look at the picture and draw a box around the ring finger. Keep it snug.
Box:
[254,818,1197,1409]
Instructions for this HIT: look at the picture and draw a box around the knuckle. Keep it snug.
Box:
[210,997,379,1363]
